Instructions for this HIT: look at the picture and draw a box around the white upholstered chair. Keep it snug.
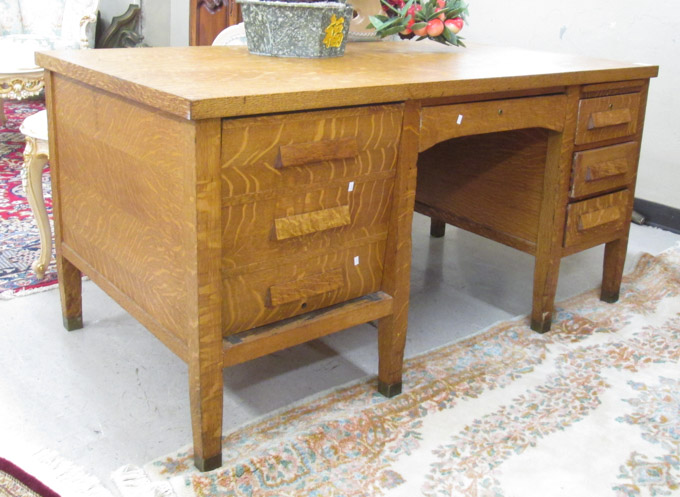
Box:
[0,0,99,122]
[212,23,247,46]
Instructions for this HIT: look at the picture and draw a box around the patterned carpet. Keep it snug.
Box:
[0,457,60,497]
[114,245,680,497]
[0,98,56,297]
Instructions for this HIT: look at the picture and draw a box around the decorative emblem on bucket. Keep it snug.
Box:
[323,14,345,48]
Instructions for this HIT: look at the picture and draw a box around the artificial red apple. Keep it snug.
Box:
[445,17,464,34]
[413,25,428,36]
[426,18,444,37]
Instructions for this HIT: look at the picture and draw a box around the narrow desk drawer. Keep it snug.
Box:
[221,104,403,198]
[564,190,630,248]
[419,94,566,152]
[570,141,638,199]
[222,240,386,335]
[575,93,641,145]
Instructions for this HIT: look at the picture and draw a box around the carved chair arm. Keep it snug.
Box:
[79,14,98,49]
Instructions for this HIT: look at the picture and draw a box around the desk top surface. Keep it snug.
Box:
[36,42,658,120]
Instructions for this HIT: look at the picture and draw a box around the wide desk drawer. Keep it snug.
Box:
[570,141,638,199]
[223,240,386,334]
[222,176,394,269]
[575,93,641,145]
[564,190,631,248]
[221,104,403,197]
[419,94,566,152]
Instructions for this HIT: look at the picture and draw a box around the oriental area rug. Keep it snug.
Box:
[0,457,60,497]
[114,245,680,497]
[0,99,57,297]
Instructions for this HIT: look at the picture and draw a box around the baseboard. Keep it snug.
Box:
[633,198,680,235]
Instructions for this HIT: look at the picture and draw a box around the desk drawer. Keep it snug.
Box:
[564,190,630,248]
[575,93,641,145]
[222,176,393,270]
[222,240,385,334]
[419,94,566,152]
[570,141,638,199]
[221,104,403,198]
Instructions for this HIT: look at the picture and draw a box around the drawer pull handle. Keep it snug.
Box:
[269,268,344,306]
[276,138,359,168]
[578,206,623,231]
[274,205,351,240]
[585,158,629,182]
[588,108,632,130]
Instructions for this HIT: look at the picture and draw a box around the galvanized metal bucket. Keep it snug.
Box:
[237,0,354,58]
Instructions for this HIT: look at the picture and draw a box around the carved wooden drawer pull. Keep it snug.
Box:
[578,206,623,231]
[269,268,344,306]
[588,108,632,130]
[274,205,351,240]
[276,138,359,168]
[585,158,629,182]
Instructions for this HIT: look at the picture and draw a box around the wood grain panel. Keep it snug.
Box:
[221,105,403,198]
[416,128,549,250]
[222,240,386,335]
[274,205,351,240]
[575,93,641,145]
[564,190,630,248]
[419,94,566,152]
[269,268,344,306]
[52,75,195,343]
[570,141,638,199]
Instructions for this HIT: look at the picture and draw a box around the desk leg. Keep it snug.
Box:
[187,118,224,472]
[378,168,417,398]
[530,93,578,333]
[58,255,83,331]
[600,236,629,303]
[531,255,561,333]
[430,218,446,238]
[189,355,223,472]
[378,102,420,396]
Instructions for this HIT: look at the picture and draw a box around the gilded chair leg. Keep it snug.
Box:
[22,135,51,279]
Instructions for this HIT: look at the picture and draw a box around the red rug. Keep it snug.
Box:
[0,98,57,297]
[0,457,60,497]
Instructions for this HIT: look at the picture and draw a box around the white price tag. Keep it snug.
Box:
[348,181,355,192]
[353,256,360,266]
[457,114,463,125]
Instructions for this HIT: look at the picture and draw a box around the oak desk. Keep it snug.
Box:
[36,42,657,470]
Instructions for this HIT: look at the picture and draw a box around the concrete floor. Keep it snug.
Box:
[1,214,679,494]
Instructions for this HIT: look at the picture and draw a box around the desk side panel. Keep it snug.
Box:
[51,75,194,349]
